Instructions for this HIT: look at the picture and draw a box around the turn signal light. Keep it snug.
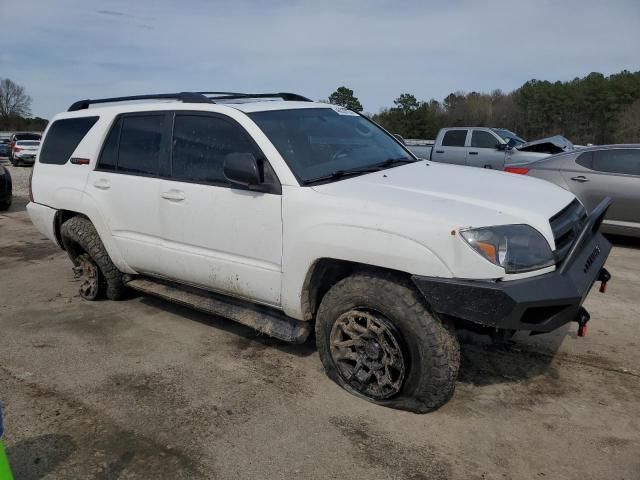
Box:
[504,166,530,175]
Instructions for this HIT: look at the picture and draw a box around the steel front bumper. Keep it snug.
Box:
[412,199,612,333]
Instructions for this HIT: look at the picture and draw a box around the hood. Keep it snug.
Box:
[515,135,573,154]
[312,161,575,243]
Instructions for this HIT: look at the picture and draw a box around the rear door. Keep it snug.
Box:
[431,129,468,165]
[561,148,640,227]
[87,112,170,275]
[158,111,283,306]
[467,130,505,169]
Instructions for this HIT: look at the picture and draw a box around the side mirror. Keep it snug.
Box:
[495,143,507,151]
[224,152,261,187]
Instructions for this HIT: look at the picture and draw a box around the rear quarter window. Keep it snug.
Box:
[39,117,99,165]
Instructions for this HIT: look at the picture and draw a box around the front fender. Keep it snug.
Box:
[280,224,453,320]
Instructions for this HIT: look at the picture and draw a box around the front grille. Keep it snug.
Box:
[550,199,587,264]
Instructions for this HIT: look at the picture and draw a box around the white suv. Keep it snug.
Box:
[28,92,612,412]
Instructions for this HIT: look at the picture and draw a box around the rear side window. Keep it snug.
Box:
[471,131,499,149]
[591,149,640,176]
[39,117,98,164]
[171,114,260,185]
[442,130,467,147]
[97,118,121,171]
[117,115,164,175]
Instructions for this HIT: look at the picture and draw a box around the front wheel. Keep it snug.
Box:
[315,271,460,413]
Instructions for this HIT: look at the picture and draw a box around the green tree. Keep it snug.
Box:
[393,93,419,113]
[328,86,363,112]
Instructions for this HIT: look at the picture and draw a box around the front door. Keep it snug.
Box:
[467,130,506,169]
[159,112,283,306]
[432,129,468,165]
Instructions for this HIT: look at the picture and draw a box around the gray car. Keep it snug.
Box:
[506,145,640,237]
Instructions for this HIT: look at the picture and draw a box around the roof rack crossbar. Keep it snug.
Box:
[67,92,213,112]
[67,91,311,112]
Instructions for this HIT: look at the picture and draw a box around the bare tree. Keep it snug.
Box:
[0,78,32,120]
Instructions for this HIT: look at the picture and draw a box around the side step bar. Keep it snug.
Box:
[126,277,311,344]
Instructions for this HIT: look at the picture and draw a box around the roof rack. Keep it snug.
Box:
[67,91,311,111]
[200,92,312,102]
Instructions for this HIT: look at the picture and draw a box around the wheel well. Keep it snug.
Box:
[301,258,411,321]
[54,210,88,252]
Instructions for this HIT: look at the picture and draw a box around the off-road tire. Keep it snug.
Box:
[60,216,125,300]
[315,271,460,413]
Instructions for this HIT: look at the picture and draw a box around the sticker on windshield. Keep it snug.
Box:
[331,106,359,116]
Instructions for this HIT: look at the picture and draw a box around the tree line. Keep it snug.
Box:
[328,70,640,144]
[3,71,639,143]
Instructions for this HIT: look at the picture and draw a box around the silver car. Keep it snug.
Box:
[505,145,640,237]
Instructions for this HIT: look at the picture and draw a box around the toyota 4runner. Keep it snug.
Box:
[27,92,612,412]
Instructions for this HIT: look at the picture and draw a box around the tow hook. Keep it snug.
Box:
[575,307,590,337]
[597,268,611,293]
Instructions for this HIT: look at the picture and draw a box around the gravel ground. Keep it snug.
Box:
[1,156,639,479]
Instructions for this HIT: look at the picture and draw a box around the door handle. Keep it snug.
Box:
[93,179,111,190]
[468,151,478,155]
[435,150,444,154]
[161,190,185,201]
[571,176,589,183]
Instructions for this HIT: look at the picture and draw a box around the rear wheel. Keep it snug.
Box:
[60,216,125,300]
[315,271,460,413]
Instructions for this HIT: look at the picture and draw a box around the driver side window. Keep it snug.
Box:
[171,114,261,185]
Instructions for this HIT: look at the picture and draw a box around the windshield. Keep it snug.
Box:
[248,107,414,184]
[492,128,525,144]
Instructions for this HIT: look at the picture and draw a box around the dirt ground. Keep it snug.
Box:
[1,160,639,479]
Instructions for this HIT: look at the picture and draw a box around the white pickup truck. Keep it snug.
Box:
[406,127,574,169]
[27,92,611,412]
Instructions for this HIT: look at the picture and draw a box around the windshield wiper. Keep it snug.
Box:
[374,157,416,169]
[302,167,380,185]
[302,157,417,185]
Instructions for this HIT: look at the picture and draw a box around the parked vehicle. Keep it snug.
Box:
[11,140,40,166]
[505,145,640,237]
[8,132,41,164]
[0,166,11,211]
[405,127,574,169]
[0,138,10,157]
[403,138,434,159]
[28,92,612,412]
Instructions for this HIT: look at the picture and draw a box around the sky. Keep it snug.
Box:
[1,0,639,119]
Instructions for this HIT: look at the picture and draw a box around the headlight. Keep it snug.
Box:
[460,224,555,273]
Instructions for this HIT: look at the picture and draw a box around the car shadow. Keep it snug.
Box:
[6,434,76,480]
[136,290,568,385]
[605,233,640,249]
[456,333,561,387]
[136,294,317,358]
[5,194,29,213]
